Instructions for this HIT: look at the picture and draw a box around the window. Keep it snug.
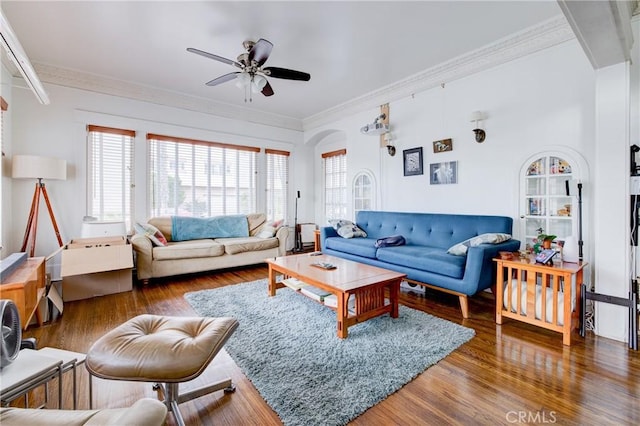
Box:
[87,125,135,230]
[147,133,258,217]
[323,149,347,221]
[353,170,375,218]
[266,149,289,222]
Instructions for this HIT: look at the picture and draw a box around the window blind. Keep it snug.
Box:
[147,134,258,217]
[323,149,347,221]
[265,149,289,222]
[87,125,135,230]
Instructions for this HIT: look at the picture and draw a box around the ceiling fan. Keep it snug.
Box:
[187,38,310,101]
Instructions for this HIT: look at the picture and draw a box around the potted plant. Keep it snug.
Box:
[534,228,556,252]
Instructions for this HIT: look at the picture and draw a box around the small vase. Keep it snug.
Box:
[542,240,552,250]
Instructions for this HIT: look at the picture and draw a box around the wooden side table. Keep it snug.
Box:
[495,255,587,346]
[0,257,46,330]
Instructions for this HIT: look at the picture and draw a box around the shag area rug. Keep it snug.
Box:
[185,279,475,426]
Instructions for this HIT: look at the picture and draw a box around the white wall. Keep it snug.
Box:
[6,83,308,267]
[307,40,596,242]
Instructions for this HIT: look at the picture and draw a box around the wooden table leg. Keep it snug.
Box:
[268,265,276,296]
[337,292,348,339]
[389,280,399,318]
[495,261,504,325]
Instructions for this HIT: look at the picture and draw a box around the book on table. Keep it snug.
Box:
[300,285,332,302]
[323,294,356,310]
[282,277,308,291]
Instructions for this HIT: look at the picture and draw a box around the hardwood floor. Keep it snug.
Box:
[22,265,640,425]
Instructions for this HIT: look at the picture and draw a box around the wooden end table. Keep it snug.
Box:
[266,253,406,338]
[495,255,587,346]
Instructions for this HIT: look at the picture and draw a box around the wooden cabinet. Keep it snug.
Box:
[0,257,46,330]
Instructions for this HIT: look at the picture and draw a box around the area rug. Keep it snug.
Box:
[184,279,475,426]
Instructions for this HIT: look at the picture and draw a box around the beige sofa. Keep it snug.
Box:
[131,213,289,284]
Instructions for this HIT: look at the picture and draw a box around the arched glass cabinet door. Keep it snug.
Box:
[521,153,580,252]
[353,170,376,219]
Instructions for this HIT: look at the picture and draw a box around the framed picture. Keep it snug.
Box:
[403,147,423,176]
[432,138,453,153]
[429,161,458,184]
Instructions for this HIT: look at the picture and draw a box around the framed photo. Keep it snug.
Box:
[429,161,458,185]
[403,147,423,176]
[432,138,453,153]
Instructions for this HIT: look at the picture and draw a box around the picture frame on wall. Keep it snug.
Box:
[432,138,453,153]
[403,147,423,176]
[430,161,458,184]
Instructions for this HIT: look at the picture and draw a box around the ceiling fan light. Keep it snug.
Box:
[251,75,267,93]
[235,72,251,89]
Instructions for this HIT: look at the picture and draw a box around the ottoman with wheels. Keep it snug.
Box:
[86,314,239,426]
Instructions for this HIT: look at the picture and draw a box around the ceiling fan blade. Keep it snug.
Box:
[261,81,274,97]
[206,72,240,86]
[249,38,273,66]
[187,48,243,68]
[263,67,311,81]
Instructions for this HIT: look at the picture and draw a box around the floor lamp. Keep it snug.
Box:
[293,191,302,252]
[12,155,67,257]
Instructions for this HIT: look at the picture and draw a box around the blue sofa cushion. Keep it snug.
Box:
[376,245,466,279]
[324,237,377,259]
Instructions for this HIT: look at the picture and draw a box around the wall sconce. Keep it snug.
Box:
[384,132,396,156]
[470,111,486,143]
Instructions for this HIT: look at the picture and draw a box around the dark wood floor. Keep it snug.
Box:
[22,265,640,425]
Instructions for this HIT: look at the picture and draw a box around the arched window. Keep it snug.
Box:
[353,170,376,219]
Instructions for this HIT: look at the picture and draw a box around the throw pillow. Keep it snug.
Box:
[447,233,511,256]
[134,222,169,247]
[328,219,367,239]
[256,219,284,239]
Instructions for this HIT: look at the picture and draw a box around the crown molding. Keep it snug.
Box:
[32,63,304,131]
[25,15,573,134]
[302,15,574,131]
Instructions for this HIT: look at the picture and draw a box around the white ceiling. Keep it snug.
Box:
[2,1,563,124]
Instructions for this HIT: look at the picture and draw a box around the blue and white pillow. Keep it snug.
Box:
[328,219,367,239]
[447,233,511,256]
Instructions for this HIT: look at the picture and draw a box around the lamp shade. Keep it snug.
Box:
[469,111,485,122]
[12,155,67,180]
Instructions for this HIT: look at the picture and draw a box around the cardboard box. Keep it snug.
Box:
[61,236,133,301]
[65,235,126,250]
[62,269,132,302]
[62,236,132,276]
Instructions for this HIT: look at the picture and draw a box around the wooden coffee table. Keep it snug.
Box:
[265,253,406,338]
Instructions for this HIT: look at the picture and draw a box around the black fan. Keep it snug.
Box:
[187,38,310,99]
[1,299,21,368]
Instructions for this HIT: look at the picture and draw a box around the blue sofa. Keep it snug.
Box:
[320,210,521,318]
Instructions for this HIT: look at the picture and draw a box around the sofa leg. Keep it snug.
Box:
[140,278,150,286]
[459,295,469,319]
